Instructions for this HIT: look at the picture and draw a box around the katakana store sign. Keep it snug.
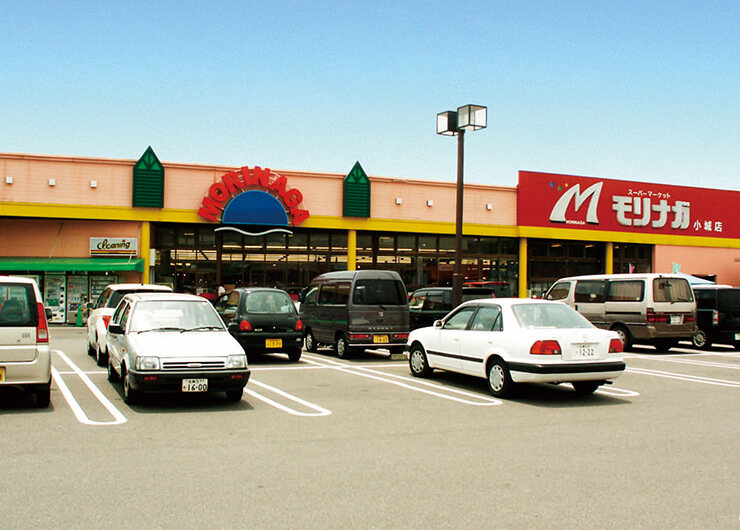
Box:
[517,171,739,239]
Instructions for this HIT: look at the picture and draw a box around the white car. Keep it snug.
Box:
[407,298,625,397]
[86,283,172,366]
[106,292,250,404]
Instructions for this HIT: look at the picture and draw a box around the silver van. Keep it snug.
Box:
[544,273,697,350]
[0,276,52,407]
[300,270,410,358]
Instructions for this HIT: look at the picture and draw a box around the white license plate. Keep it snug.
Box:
[670,314,682,325]
[182,378,208,392]
[574,343,596,358]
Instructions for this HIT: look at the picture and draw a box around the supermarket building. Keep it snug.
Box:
[1,148,738,323]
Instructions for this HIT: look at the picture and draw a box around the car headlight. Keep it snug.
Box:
[227,354,247,369]
[135,356,160,370]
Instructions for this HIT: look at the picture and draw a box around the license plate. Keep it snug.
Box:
[373,335,389,344]
[670,314,682,325]
[182,378,208,392]
[0,367,4,383]
[265,338,282,348]
[574,343,596,358]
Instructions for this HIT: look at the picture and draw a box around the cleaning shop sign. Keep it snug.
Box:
[90,238,138,256]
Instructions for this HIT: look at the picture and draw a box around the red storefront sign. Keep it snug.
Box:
[198,166,310,226]
[517,171,739,239]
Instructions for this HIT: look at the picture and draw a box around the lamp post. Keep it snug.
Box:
[436,104,487,308]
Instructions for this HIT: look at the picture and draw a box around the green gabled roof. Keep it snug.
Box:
[343,161,371,218]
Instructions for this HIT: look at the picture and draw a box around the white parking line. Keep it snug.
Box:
[303,355,502,406]
[52,350,127,425]
[625,353,740,370]
[246,379,332,416]
[627,367,740,388]
[593,385,640,397]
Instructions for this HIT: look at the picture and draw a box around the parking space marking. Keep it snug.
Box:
[52,350,127,425]
[627,367,740,388]
[625,354,740,370]
[246,379,332,416]
[303,355,502,406]
[593,385,640,397]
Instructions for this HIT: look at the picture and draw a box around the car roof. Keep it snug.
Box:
[230,287,289,294]
[0,275,38,285]
[122,292,207,303]
[553,273,687,281]
[313,270,401,281]
[106,283,172,292]
[458,298,564,308]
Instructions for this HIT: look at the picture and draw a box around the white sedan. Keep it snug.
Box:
[407,298,625,397]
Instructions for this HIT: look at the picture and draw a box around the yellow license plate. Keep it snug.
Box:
[0,366,4,383]
[373,335,389,344]
[266,339,282,348]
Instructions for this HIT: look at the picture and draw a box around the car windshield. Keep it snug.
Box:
[512,303,594,329]
[130,300,225,332]
[245,291,296,315]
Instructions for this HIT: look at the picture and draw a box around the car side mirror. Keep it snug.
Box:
[433,320,443,328]
[86,301,95,310]
[108,323,124,335]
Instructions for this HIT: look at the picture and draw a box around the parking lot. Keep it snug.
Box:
[2,326,739,528]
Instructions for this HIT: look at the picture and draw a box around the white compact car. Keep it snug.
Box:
[106,292,250,404]
[0,276,52,407]
[86,283,172,366]
[407,298,625,397]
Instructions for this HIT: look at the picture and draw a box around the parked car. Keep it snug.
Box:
[544,273,697,350]
[300,270,410,358]
[463,280,513,297]
[106,292,250,404]
[407,298,625,397]
[408,286,498,330]
[0,276,52,407]
[691,285,740,350]
[214,288,303,362]
[86,283,172,367]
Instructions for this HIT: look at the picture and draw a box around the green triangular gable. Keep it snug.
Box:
[343,161,371,218]
[133,146,164,208]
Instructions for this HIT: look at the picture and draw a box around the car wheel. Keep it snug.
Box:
[409,344,433,378]
[287,348,302,362]
[612,325,633,351]
[96,344,108,367]
[305,330,318,352]
[35,382,51,408]
[107,358,119,382]
[487,359,514,398]
[225,390,243,402]
[122,369,140,405]
[87,339,96,356]
[572,381,600,395]
[692,329,711,350]
[336,335,353,359]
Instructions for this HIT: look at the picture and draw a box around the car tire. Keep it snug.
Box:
[225,390,243,402]
[122,369,140,405]
[572,381,600,395]
[612,325,633,351]
[87,339,96,356]
[96,344,108,367]
[35,382,51,408]
[335,335,353,359]
[287,348,302,362]
[487,358,514,398]
[692,329,711,350]
[409,344,433,378]
[107,358,119,382]
[305,330,318,353]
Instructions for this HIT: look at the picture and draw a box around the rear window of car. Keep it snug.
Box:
[0,284,36,327]
[353,279,406,305]
[244,291,296,314]
[653,278,693,303]
[512,303,593,329]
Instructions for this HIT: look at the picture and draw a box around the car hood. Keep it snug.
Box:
[130,330,244,359]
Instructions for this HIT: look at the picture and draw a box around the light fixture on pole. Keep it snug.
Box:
[436,104,487,308]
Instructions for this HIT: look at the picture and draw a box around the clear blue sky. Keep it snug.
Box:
[2,1,738,190]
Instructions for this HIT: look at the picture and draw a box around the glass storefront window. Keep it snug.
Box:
[177,229,196,247]
[198,228,216,247]
[397,235,415,253]
[480,238,498,255]
[418,236,436,253]
[378,235,394,251]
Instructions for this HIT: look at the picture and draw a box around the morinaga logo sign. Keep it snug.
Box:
[517,171,738,238]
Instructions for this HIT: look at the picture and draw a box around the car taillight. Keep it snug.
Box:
[239,320,252,331]
[684,313,696,323]
[712,310,719,326]
[609,338,623,353]
[350,333,371,340]
[530,340,561,355]
[102,315,112,328]
[36,302,49,343]
[295,319,303,331]
[393,333,409,340]
[646,309,669,323]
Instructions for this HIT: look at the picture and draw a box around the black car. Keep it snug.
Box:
[408,287,498,330]
[691,285,740,350]
[214,288,304,361]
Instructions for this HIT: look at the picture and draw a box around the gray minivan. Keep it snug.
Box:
[544,273,697,351]
[300,270,410,358]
